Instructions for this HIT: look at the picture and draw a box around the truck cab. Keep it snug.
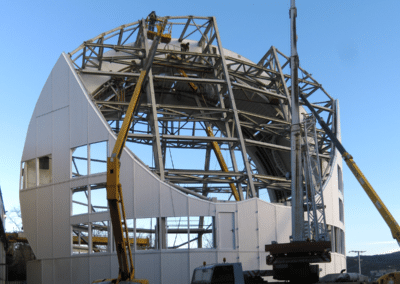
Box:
[191,263,245,284]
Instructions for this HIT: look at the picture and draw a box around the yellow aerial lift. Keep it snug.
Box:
[299,93,400,245]
[146,15,171,44]
[93,17,168,284]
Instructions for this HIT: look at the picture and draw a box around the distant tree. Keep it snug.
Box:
[7,242,35,281]
[7,207,22,232]
[5,207,35,281]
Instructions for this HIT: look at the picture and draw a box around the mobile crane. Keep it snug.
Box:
[299,92,400,245]
[93,17,168,284]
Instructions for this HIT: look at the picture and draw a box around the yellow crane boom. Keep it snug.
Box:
[344,154,400,243]
[299,93,400,245]
[93,18,168,284]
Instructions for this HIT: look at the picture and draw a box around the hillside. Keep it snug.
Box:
[346,251,400,275]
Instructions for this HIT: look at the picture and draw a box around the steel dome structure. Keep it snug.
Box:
[69,16,337,203]
[20,15,346,283]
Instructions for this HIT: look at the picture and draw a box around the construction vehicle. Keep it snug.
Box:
[92,17,168,284]
[191,260,272,284]
[377,272,400,284]
[264,1,332,282]
[266,0,400,282]
[299,92,400,245]
[318,270,369,283]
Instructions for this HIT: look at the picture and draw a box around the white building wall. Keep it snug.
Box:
[22,53,345,284]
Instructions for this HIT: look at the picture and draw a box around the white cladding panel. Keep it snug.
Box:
[90,255,112,282]
[161,252,190,284]
[111,254,119,278]
[160,184,175,216]
[135,253,162,284]
[20,189,38,254]
[27,260,42,284]
[216,251,238,264]
[88,105,109,144]
[119,152,134,217]
[238,200,258,251]
[71,257,89,284]
[169,187,188,217]
[52,107,70,183]
[37,186,53,259]
[189,197,215,217]
[36,112,53,158]
[52,55,70,111]
[324,175,334,225]
[69,73,88,148]
[134,164,160,218]
[42,259,54,284]
[54,258,71,284]
[275,205,291,243]
[36,76,52,117]
[22,116,37,161]
[258,201,277,246]
[240,252,260,271]
[52,182,71,258]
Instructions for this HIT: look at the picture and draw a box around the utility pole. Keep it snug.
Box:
[289,0,303,242]
[349,250,366,275]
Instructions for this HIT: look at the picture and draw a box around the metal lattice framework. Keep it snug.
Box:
[302,115,329,241]
[68,15,338,203]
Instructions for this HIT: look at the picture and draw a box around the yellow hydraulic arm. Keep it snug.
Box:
[206,127,240,201]
[299,93,400,245]
[94,18,168,284]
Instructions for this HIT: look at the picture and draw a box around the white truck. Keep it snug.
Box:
[190,262,270,284]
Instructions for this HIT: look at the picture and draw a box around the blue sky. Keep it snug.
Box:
[1,0,400,256]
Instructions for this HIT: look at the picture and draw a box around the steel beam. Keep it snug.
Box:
[142,20,165,180]
[213,16,256,198]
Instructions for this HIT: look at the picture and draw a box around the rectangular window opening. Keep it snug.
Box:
[126,219,134,251]
[339,198,344,223]
[327,225,335,252]
[20,162,25,190]
[338,165,343,193]
[72,145,88,178]
[23,159,37,189]
[189,216,214,249]
[136,218,157,250]
[92,221,109,253]
[166,217,189,249]
[341,230,345,255]
[72,223,89,254]
[90,141,107,175]
[72,186,89,215]
[90,184,108,213]
[39,155,52,186]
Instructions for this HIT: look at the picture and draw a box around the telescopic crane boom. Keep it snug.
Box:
[93,17,168,284]
[299,93,400,246]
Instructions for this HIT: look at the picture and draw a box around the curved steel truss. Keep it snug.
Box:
[69,15,338,203]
